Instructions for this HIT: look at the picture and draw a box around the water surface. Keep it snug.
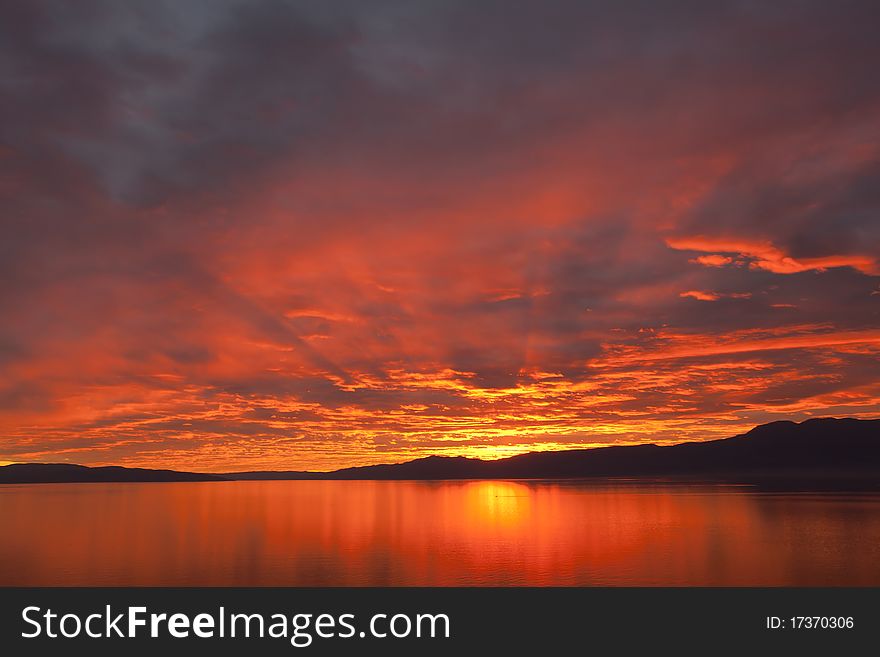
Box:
[1,480,878,586]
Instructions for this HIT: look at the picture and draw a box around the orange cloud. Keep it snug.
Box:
[2,1,879,472]
[691,254,733,267]
[680,290,752,302]
[680,290,720,301]
[595,326,880,365]
[669,237,878,275]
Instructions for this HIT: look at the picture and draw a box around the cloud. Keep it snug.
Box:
[669,237,878,275]
[681,290,720,302]
[692,255,733,267]
[679,290,752,302]
[1,0,879,470]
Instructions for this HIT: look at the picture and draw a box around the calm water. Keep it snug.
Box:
[1,480,879,586]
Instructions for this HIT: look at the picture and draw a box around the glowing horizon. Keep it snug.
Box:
[1,1,879,472]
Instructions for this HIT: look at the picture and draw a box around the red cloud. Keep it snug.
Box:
[680,290,720,301]
[691,255,733,267]
[668,237,878,275]
[680,290,752,302]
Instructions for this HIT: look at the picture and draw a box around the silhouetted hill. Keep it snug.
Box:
[228,470,318,480]
[0,463,223,484]
[227,417,880,481]
[3,418,878,484]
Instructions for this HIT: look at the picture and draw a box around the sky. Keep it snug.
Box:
[1,0,878,472]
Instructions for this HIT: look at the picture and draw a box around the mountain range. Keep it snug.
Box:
[1,417,877,486]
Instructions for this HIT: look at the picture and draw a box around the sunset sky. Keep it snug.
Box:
[1,0,878,472]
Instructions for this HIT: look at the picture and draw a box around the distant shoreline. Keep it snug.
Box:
[2,417,878,489]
